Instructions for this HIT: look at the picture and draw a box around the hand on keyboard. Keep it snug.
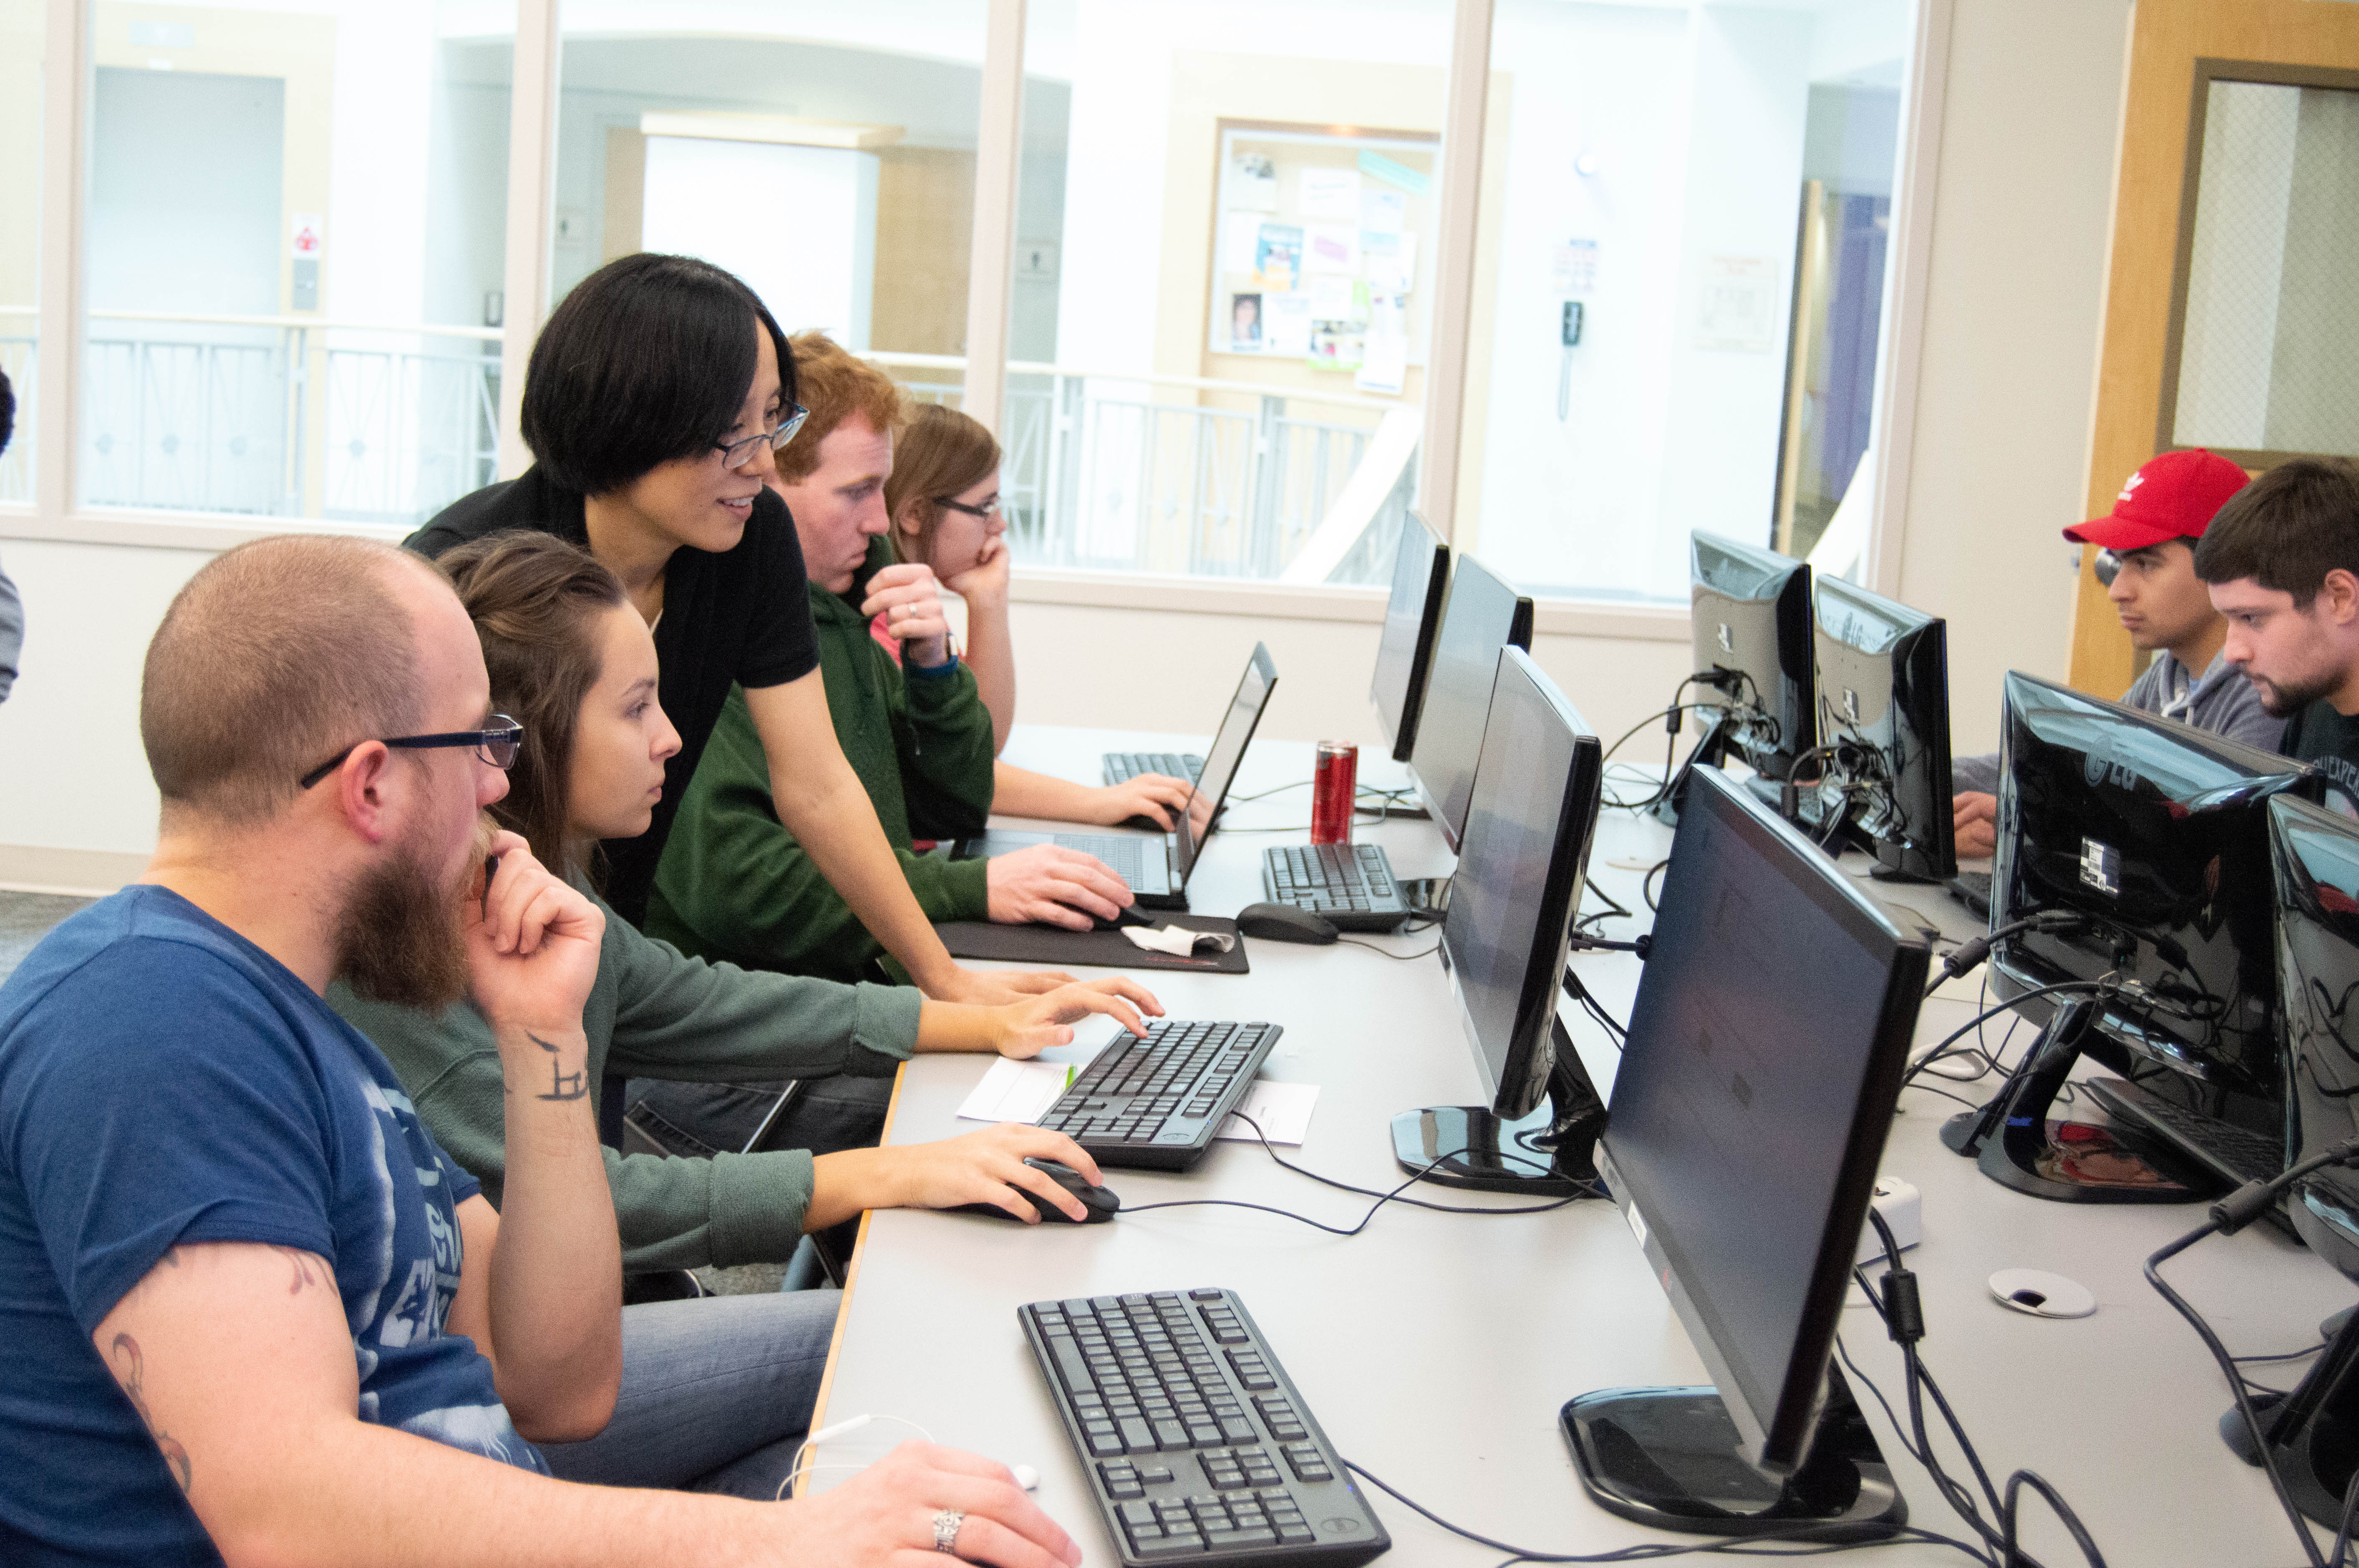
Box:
[1086,773,1196,832]
[771,1439,1081,1566]
[989,843,1136,931]
[991,977,1164,1055]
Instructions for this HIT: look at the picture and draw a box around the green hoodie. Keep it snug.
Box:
[330,878,921,1271]
[646,536,996,982]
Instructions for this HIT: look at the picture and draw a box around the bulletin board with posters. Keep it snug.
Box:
[1207,121,1440,396]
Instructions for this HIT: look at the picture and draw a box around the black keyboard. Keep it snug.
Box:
[1021,1289,1390,1567]
[1260,843,1412,932]
[1108,752,1205,785]
[1036,1021,1281,1170]
[1948,870,1992,919]
[2082,1075,2284,1187]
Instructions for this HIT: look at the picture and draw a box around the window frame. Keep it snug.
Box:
[6,0,1948,638]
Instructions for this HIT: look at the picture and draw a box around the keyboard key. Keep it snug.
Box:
[1207,1527,1280,1549]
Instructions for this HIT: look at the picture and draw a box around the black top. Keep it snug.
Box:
[408,467,821,924]
[2284,698,2359,813]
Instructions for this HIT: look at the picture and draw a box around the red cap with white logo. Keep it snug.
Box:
[2063,448,2250,551]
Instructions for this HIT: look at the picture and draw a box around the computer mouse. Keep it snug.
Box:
[1234,901,1340,945]
[1118,813,1170,833]
[950,1159,1119,1224]
[1088,906,1156,933]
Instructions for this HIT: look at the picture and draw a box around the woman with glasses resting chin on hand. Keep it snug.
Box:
[332,530,1159,1500]
[885,403,1197,830]
[406,252,1065,1008]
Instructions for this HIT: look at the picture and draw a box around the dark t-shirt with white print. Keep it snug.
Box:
[0,887,546,1565]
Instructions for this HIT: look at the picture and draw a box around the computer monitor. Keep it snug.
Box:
[1391,647,1605,1196]
[2237,793,2359,1526]
[1406,554,1534,852]
[1687,531,1818,782]
[1369,511,1451,763]
[1944,670,2305,1203]
[1810,576,1957,882]
[1570,763,1927,1535]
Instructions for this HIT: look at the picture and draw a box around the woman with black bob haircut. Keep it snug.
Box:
[411,253,1079,1008]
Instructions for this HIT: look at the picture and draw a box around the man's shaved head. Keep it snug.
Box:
[142,536,438,826]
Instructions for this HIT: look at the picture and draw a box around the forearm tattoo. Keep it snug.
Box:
[532,1032,588,1101]
[110,1333,192,1493]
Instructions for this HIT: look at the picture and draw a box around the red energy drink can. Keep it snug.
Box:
[1311,741,1358,845]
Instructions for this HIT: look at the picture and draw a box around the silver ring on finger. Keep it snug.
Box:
[932,1509,966,1554]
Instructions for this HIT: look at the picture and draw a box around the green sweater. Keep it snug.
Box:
[646,536,997,982]
[329,880,922,1272]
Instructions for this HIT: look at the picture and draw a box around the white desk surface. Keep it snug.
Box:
[808,725,2350,1568]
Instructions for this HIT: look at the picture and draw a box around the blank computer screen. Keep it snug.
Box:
[1603,782,1897,1432]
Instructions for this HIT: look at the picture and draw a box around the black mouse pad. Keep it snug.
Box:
[934,916,1250,974]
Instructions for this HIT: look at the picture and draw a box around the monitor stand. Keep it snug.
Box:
[1650,709,1737,828]
[2221,1301,2359,1528]
[1391,1017,1604,1197]
[1938,997,2207,1203]
[1561,1363,1905,1538]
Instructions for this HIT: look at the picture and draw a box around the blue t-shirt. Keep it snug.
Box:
[0,887,547,1565]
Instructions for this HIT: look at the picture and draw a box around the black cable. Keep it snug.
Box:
[1643,858,1670,912]
[1335,1457,1989,1563]
[2145,1138,2359,1568]
[1900,979,2122,1088]
[1921,911,2083,999]
[1338,937,1441,961]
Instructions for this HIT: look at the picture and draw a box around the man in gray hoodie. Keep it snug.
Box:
[1952,448,2278,857]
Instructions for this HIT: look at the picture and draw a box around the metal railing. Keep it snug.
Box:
[871,353,1413,584]
[5,320,1410,581]
[4,309,500,525]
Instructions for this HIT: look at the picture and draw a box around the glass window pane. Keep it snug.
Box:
[1461,0,1916,602]
[555,4,990,408]
[79,0,513,523]
[1005,0,1455,583]
[0,0,42,503]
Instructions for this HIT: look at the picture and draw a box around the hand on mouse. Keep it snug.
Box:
[1077,773,1195,831]
[765,1439,1081,1567]
[811,1124,1106,1228]
[986,843,1133,930]
[858,561,953,669]
[990,977,1163,1055]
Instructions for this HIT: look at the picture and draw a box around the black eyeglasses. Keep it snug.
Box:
[299,716,525,789]
[933,495,1003,521]
[716,403,810,470]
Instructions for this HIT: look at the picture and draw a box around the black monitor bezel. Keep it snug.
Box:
[1989,669,2304,1105]
[1689,530,1818,780]
[1811,574,1958,880]
[1599,764,1927,1473]
[1407,554,1536,852]
[1172,642,1280,885]
[1370,512,1452,763]
[1437,646,1606,1119]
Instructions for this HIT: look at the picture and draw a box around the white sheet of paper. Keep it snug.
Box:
[1220,211,1265,274]
[955,1057,1318,1147]
[1299,167,1360,221]
[1303,223,1359,275]
[1215,1080,1319,1145]
[1360,187,1406,234]
[1265,292,1313,355]
[1306,274,1360,320]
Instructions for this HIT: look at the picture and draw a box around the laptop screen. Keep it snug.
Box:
[1173,643,1279,883]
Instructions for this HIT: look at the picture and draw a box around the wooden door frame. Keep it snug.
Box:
[2068,0,2359,700]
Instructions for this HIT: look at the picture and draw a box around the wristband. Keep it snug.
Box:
[907,651,960,679]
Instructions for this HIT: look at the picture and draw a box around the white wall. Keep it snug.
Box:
[640,138,880,348]
[1886,0,2129,756]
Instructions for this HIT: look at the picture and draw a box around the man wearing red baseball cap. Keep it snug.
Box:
[1951,448,2273,857]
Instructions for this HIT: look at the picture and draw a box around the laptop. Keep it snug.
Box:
[953,644,1279,911]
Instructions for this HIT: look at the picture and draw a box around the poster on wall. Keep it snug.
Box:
[1695,254,1779,353]
[1231,153,1279,211]
[1229,293,1264,351]
[1552,238,1599,296]
[1265,292,1314,356]
[1254,224,1303,291]
[1207,122,1439,378]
